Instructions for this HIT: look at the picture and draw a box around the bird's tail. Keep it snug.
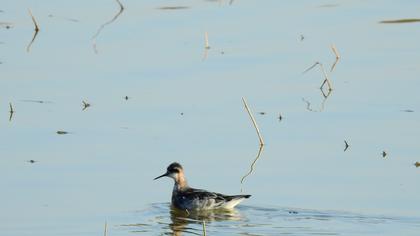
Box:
[221,195,251,209]
[228,194,251,200]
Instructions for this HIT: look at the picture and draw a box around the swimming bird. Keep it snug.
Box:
[154,162,251,211]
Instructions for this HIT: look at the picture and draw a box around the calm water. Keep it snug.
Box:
[1,0,420,235]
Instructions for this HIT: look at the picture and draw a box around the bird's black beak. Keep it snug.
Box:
[154,172,168,180]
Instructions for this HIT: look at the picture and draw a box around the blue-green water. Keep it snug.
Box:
[1,0,420,235]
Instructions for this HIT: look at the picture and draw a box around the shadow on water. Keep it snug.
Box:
[47,14,79,23]
[118,203,420,235]
[302,89,332,113]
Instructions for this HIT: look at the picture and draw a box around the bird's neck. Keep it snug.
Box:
[173,173,188,191]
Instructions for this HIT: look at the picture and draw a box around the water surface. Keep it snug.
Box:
[1,0,420,235]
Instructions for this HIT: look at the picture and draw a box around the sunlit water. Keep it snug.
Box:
[1,0,420,235]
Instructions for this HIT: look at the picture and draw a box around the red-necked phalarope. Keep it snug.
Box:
[154,162,251,211]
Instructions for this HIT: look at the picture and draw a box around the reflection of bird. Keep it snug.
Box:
[155,162,251,211]
[169,205,241,236]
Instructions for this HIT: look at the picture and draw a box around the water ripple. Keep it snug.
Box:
[114,203,420,235]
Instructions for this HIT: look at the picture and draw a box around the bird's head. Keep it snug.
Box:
[154,162,184,181]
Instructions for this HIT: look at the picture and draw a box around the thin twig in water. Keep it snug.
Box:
[302,98,315,112]
[202,47,209,61]
[242,97,264,146]
[202,32,210,60]
[82,100,91,111]
[331,44,340,59]
[241,145,264,184]
[303,62,333,91]
[320,86,332,99]
[330,44,341,72]
[302,61,320,74]
[26,9,40,52]
[104,221,108,236]
[9,102,14,113]
[344,140,349,152]
[28,9,40,32]
[204,32,210,49]
[92,0,124,54]
[9,102,14,121]
[330,58,339,72]
[318,63,333,91]
[302,90,331,112]
[202,220,207,236]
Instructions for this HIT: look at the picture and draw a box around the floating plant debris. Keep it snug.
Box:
[157,6,189,10]
[344,140,349,152]
[0,22,13,29]
[9,102,14,122]
[21,99,52,104]
[48,14,79,22]
[380,19,420,24]
[82,100,91,111]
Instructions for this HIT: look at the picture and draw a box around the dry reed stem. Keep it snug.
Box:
[330,58,339,72]
[319,63,333,91]
[204,32,210,49]
[331,44,340,59]
[28,9,39,32]
[242,97,264,146]
[9,102,14,121]
[302,61,320,74]
[330,44,341,72]
[26,9,40,52]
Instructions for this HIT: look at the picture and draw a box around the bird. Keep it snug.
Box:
[154,162,251,211]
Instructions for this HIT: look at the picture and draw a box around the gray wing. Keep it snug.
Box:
[183,188,251,205]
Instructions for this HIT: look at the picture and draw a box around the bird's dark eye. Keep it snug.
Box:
[168,168,179,173]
